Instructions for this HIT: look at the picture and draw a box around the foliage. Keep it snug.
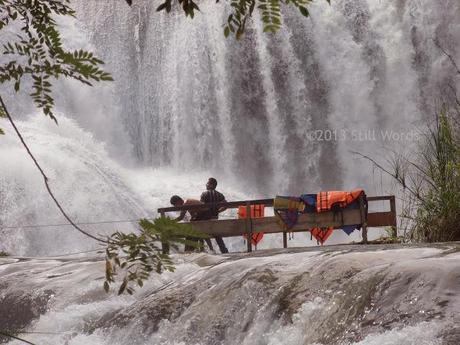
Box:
[402,107,460,242]
[0,0,112,126]
[126,0,330,39]
[361,106,460,243]
[104,217,208,295]
[0,250,9,256]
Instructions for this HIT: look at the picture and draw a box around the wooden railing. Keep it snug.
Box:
[157,195,397,252]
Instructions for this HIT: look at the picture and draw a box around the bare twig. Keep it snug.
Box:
[447,84,460,107]
[0,331,36,345]
[0,95,106,243]
[433,39,460,75]
[350,150,422,200]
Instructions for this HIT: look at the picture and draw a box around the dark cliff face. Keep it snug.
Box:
[1,243,459,345]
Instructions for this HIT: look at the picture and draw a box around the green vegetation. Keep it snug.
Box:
[0,250,9,256]
[0,0,112,133]
[127,0,330,39]
[104,217,207,295]
[360,106,460,243]
[400,107,460,242]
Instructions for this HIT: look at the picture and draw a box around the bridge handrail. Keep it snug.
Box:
[157,198,274,214]
[157,195,397,251]
[157,195,395,214]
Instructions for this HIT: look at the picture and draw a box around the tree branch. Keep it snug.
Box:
[0,95,106,243]
[433,39,460,75]
[0,331,36,345]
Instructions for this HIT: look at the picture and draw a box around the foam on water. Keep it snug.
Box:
[2,246,458,345]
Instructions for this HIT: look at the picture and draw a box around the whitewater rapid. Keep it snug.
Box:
[1,243,459,345]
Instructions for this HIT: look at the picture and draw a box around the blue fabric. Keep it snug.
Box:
[275,192,364,235]
[341,224,358,235]
[300,194,316,213]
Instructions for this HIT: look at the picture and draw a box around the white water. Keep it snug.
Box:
[66,0,459,194]
[1,245,459,344]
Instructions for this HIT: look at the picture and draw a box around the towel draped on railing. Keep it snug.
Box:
[274,189,365,245]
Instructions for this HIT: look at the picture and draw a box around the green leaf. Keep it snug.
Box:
[224,26,230,38]
[156,2,168,11]
[118,279,128,295]
[0,128,4,135]
[299,6,309,17]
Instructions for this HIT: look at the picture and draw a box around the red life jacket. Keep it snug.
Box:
[238,205,265,247]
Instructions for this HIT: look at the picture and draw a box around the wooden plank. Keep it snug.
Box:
[359,195,368,244]
[367,212,396,227]
[367,196,393,202]
[185,209,363,237]
[245,202,252,252]
[158,195,395,214]
[157,198,274,213]
[159,211,169,254]
[390,196,397,237]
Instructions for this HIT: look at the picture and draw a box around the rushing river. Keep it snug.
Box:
[1,244,459,345]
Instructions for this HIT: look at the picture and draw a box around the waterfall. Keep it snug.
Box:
[1,2,460,343]
[64,0,459,196]
[1,0,459,255]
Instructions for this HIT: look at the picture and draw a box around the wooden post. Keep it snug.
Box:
[245,202,252,252]
[390,195,397,238]
[359,195,368,244]
[283,232,288,248]
[160,211,170,254]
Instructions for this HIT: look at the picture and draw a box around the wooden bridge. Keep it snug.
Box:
[157,195,397,252]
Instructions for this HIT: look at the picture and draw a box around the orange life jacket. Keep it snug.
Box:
[238,205,265,246]
[316,189,364,212]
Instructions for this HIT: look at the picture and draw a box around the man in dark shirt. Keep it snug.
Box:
[200,178,229,253]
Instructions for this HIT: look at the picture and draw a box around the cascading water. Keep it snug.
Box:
[68,0,459,194]
[1,1,460,344]
[1,245,459,345]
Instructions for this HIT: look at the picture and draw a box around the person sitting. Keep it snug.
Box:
[200,178,229,254]
[170,195,214,252]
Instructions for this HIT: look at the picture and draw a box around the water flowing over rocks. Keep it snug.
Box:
[1,243,459,345]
